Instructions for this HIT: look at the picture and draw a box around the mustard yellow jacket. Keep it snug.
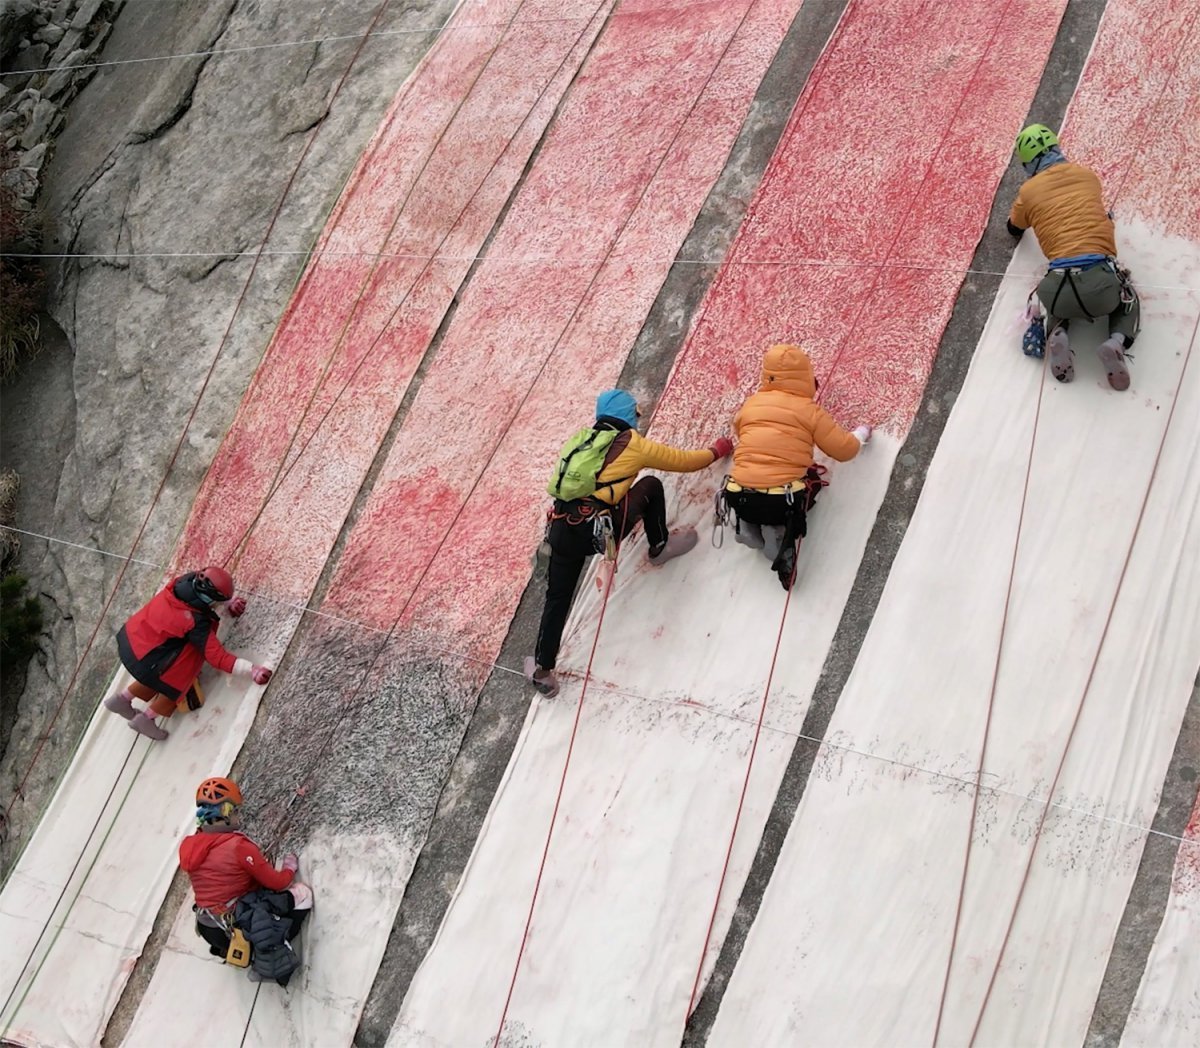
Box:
[1009,162,1117,260]
[592,430,717,506]
[731,344,861,489]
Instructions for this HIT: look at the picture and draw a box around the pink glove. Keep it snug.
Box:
[226,596,247,617]
[251,664,273,685]
[281,853,299,872]
[709,437,734,460]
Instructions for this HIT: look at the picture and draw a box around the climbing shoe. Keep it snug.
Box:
[774,545,797,591]
[523,657,559,698]
[1096,337,1130,391]
[128,711,168,741]
[1047,327,1074,382]
[647,527,698,566]
[103,691,136,720]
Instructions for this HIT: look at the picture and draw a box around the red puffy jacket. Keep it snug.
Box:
[179,830,294,913]
[117,574,238,698]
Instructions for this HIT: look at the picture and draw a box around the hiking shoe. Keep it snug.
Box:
[774,545,797,591]
[1096,337,1130,391]
[103,692,136,720]
[647,528,698,566]
[1022,316,1046,358]
[523,657,559,698]
[1047,327,1073,382]
[128,711,168,741]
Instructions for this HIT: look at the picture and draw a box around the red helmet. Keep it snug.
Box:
[194,565,234,603]
[196,776,243,806]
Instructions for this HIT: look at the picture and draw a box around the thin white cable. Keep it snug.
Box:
[7,251,1196,292]
[5,523,1195,850]
[0,12,609,79]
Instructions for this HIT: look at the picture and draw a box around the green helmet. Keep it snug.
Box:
[1015,124,1059,164]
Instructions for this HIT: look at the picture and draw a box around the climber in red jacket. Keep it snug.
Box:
[179,777,311,962]
[102,566,273,740]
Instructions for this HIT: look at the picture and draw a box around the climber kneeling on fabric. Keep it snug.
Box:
[720,344,870,590]
[179,777,312,987]
[1008,123,1140,390]
[102,566,273,741]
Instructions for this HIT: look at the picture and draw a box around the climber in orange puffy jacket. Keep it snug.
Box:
[101,566,273,741]
[721,344,870,589]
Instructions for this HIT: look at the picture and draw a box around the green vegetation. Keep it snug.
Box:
[0,573,42,664]
[0,147,44,383]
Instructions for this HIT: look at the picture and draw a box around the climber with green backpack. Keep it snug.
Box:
[525,388,732,698]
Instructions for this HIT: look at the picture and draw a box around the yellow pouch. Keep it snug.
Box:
[225,927,251,968]
[176,679,205,713]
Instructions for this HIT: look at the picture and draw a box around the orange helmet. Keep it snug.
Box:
[196,776,242,806]
[194,565,234,603]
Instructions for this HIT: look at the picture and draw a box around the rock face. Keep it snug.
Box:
[0,0,459,871]
[0,0,115,212]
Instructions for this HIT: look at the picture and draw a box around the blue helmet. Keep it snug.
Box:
[595,389,638,427]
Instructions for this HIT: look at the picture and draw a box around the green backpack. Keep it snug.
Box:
[547,426,626,501]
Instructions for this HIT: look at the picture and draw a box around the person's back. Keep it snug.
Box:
[732,344,860,490]
[180,827,292,912]
[1010,161,1116,261]
[723,344,868,589]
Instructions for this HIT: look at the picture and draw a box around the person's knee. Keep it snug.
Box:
[633,475,665,502]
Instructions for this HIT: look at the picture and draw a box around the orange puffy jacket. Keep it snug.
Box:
[731,344,861,489]
[1008,162,1117,260]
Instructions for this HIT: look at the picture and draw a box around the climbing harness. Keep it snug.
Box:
[1044,255,1140,326]
[712,465,829,547]
[542,497,620,562]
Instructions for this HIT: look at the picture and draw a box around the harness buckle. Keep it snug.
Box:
[592,511,616,560]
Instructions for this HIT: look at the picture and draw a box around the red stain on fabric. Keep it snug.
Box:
[1170,787,1200,897]
[171,0,612,601]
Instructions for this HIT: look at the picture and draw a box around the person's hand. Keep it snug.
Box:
[281,853,299,872]
[709,437,734,460]
[852,425,872,444]
[251,664,273,686]
[226,596,247,617]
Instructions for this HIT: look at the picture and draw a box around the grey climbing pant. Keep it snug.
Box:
[1037,262,1140,345]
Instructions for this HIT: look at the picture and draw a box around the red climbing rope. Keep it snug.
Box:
[963,313,1199,1046]
[2,1,398,830]
[935,6,1200,1034]
[680,0,1020,1027]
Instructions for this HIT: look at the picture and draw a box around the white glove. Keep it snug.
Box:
[852,425,872,444]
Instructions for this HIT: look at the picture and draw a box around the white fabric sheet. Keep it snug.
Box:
[389,440,898,1048]
[122,830,408,1048]
[1121,789,1200,1047]
[0,660,277,1048]
[708,229,1200,1046]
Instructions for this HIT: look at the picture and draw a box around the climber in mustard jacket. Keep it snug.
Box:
[722,344,870,590]
[526,388,732,698]
[1008,123,1140,390]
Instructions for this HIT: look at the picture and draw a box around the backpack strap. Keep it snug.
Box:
[591,426,634,501]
